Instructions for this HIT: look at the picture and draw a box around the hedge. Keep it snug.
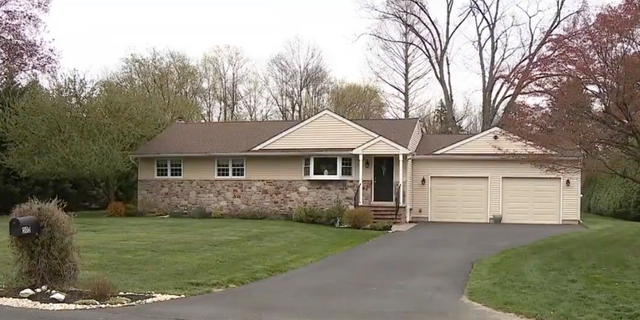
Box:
[582,174,640,221]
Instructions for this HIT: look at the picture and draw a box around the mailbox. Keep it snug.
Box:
[9,216,40,237]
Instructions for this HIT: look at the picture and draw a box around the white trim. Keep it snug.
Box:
[399,154,404,205]
[371,156,396,203]
[252,110,379,150]
[406,157,413,223]
[154,158,183,178]
[413,155,577,160]
[358,154,363,205]
[215,158,247,179]
[302,156,354,180]
[560,176,564,224]
[352,136,411,154]
[433,127,502,154]
[428,176,490,223]
[427,175,431,222]
[499,177,503,218]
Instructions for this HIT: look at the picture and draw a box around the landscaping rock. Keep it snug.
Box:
[50,293,65,302]
[107,296,131,304]
[41,286,47,291]
[74,299,100,305]
[19,289,35,298]
[51,290,56,294]
[35,289,42,293]
[45,289,50,293]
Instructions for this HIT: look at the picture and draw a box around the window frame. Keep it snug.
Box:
[302,156,354,180]
[155,158,183,178]
[215,158,247,179]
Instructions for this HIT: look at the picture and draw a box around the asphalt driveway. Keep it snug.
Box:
[0,223,580,320]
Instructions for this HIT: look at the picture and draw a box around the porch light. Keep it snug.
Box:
[421,177,426,185]
[566,179,571,187]
[365,159,370,168]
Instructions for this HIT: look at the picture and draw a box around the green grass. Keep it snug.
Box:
[0,212,381,295]
[467,214,640,320]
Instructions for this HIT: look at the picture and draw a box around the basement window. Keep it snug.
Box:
[303,156,353,180]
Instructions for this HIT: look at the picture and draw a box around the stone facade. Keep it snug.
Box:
[139,179,373,213]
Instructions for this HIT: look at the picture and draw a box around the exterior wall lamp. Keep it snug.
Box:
[566,179,571,187]
[421,177,426,185]
[365,159,369,168]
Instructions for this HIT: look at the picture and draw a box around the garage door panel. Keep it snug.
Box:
[502,178,560,224]
[430,177,488,223]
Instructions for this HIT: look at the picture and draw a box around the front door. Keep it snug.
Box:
[373,157,395,202]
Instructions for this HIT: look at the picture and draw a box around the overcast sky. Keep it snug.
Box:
[46,0,620,105]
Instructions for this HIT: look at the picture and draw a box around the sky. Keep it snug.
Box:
[45,0,620,106]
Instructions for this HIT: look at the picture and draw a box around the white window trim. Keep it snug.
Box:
[215,158,247,179]
[302,156,354,180]
[155,158,183,178]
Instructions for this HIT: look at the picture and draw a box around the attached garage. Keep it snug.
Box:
[409,127,582,225]
[501,178,561,224]
[430,177,488,223]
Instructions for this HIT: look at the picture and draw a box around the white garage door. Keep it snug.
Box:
[502,178,561,224]
[430,177,489,223]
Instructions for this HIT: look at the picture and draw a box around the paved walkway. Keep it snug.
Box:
[0,223,580,320]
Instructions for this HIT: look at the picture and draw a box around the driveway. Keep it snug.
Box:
[0,223,580,320]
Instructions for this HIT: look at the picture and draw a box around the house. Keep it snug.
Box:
[134,110,581,225]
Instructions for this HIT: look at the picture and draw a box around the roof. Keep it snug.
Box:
[414,134,472,155]
[135,117,419,156]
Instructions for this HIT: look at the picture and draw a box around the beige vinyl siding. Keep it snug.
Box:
[408,121,423,151]
[411,159,580,223]
[502,178,561,224]
[430,177,489,223]
[263,114,375,149]
[361,140,401,154]
[442,132,545,154]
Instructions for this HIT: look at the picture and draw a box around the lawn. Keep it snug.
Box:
[0,212,381,296]
[466,215,640,320]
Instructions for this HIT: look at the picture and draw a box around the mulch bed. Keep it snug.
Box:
[0,288,153,304]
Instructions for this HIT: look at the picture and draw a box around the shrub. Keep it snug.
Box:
[233,209,278,220]
[168,210,187,218]
[583,174,640,221]
[190,207,211,219]
[106,202,126,217]
[344,208,374,229]
[369,222,393,231]
[138,198,159,215]
[124,203,138,217]
[293,206,344,226]
[211,209,225,219]
[9,199,80,289]
[326,202,347,226]
[83,275,116,301]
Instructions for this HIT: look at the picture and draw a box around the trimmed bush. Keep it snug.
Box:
[233,209,279,220]
[344,208,374,229]
[293,207,336,226]
[326,203,347,226]
[106,202,126,217]
[83,275,116,301]
[369,221,393,231]
[9,199,80,289]
[190,207,211,219]
[583,174,640,221]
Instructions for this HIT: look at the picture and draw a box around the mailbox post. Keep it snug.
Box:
[9,216,40,237]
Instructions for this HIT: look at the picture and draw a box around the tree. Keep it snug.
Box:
[0,0,56,81]
[1,72,170,202]
[366,0,429,119]
[200,45,249,121]
[367,0,470,133]
[242,67,272,121]
[329,82,386,119]
[265,37,331,120]
[470,0,581,130]
[505,0,640,184]
[114,49,202,122]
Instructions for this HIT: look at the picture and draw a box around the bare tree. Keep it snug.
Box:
[265,37,331,120]
[242,66,272,121]
[470,0,581,130]
[200,45,249,121]
[367,0,471,133]
[366,0,430,119]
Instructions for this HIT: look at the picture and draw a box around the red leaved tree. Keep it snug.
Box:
[506,0,640,184]
[0,0,56,81]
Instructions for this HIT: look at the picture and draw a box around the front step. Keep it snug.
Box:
[360,205,405,223]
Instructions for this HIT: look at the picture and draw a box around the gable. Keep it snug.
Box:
[353,136,411,154]
[435,128,548,155]
[259,112,377,150]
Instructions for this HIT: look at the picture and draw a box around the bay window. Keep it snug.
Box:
[303,156,354,179]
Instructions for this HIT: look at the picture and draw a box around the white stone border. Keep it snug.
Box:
[0,293,185,311]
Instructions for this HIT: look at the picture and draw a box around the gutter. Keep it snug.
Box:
[412,155,580,160]
[133,151,356,158]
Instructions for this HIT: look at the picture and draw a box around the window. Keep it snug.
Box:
[216,158,245,178]
[156,159,182,178]
[303,156,354,179]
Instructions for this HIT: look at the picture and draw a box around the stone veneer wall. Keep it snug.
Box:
[139,180,373,213]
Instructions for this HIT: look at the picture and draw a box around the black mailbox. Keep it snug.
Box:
[9,216,40,237]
